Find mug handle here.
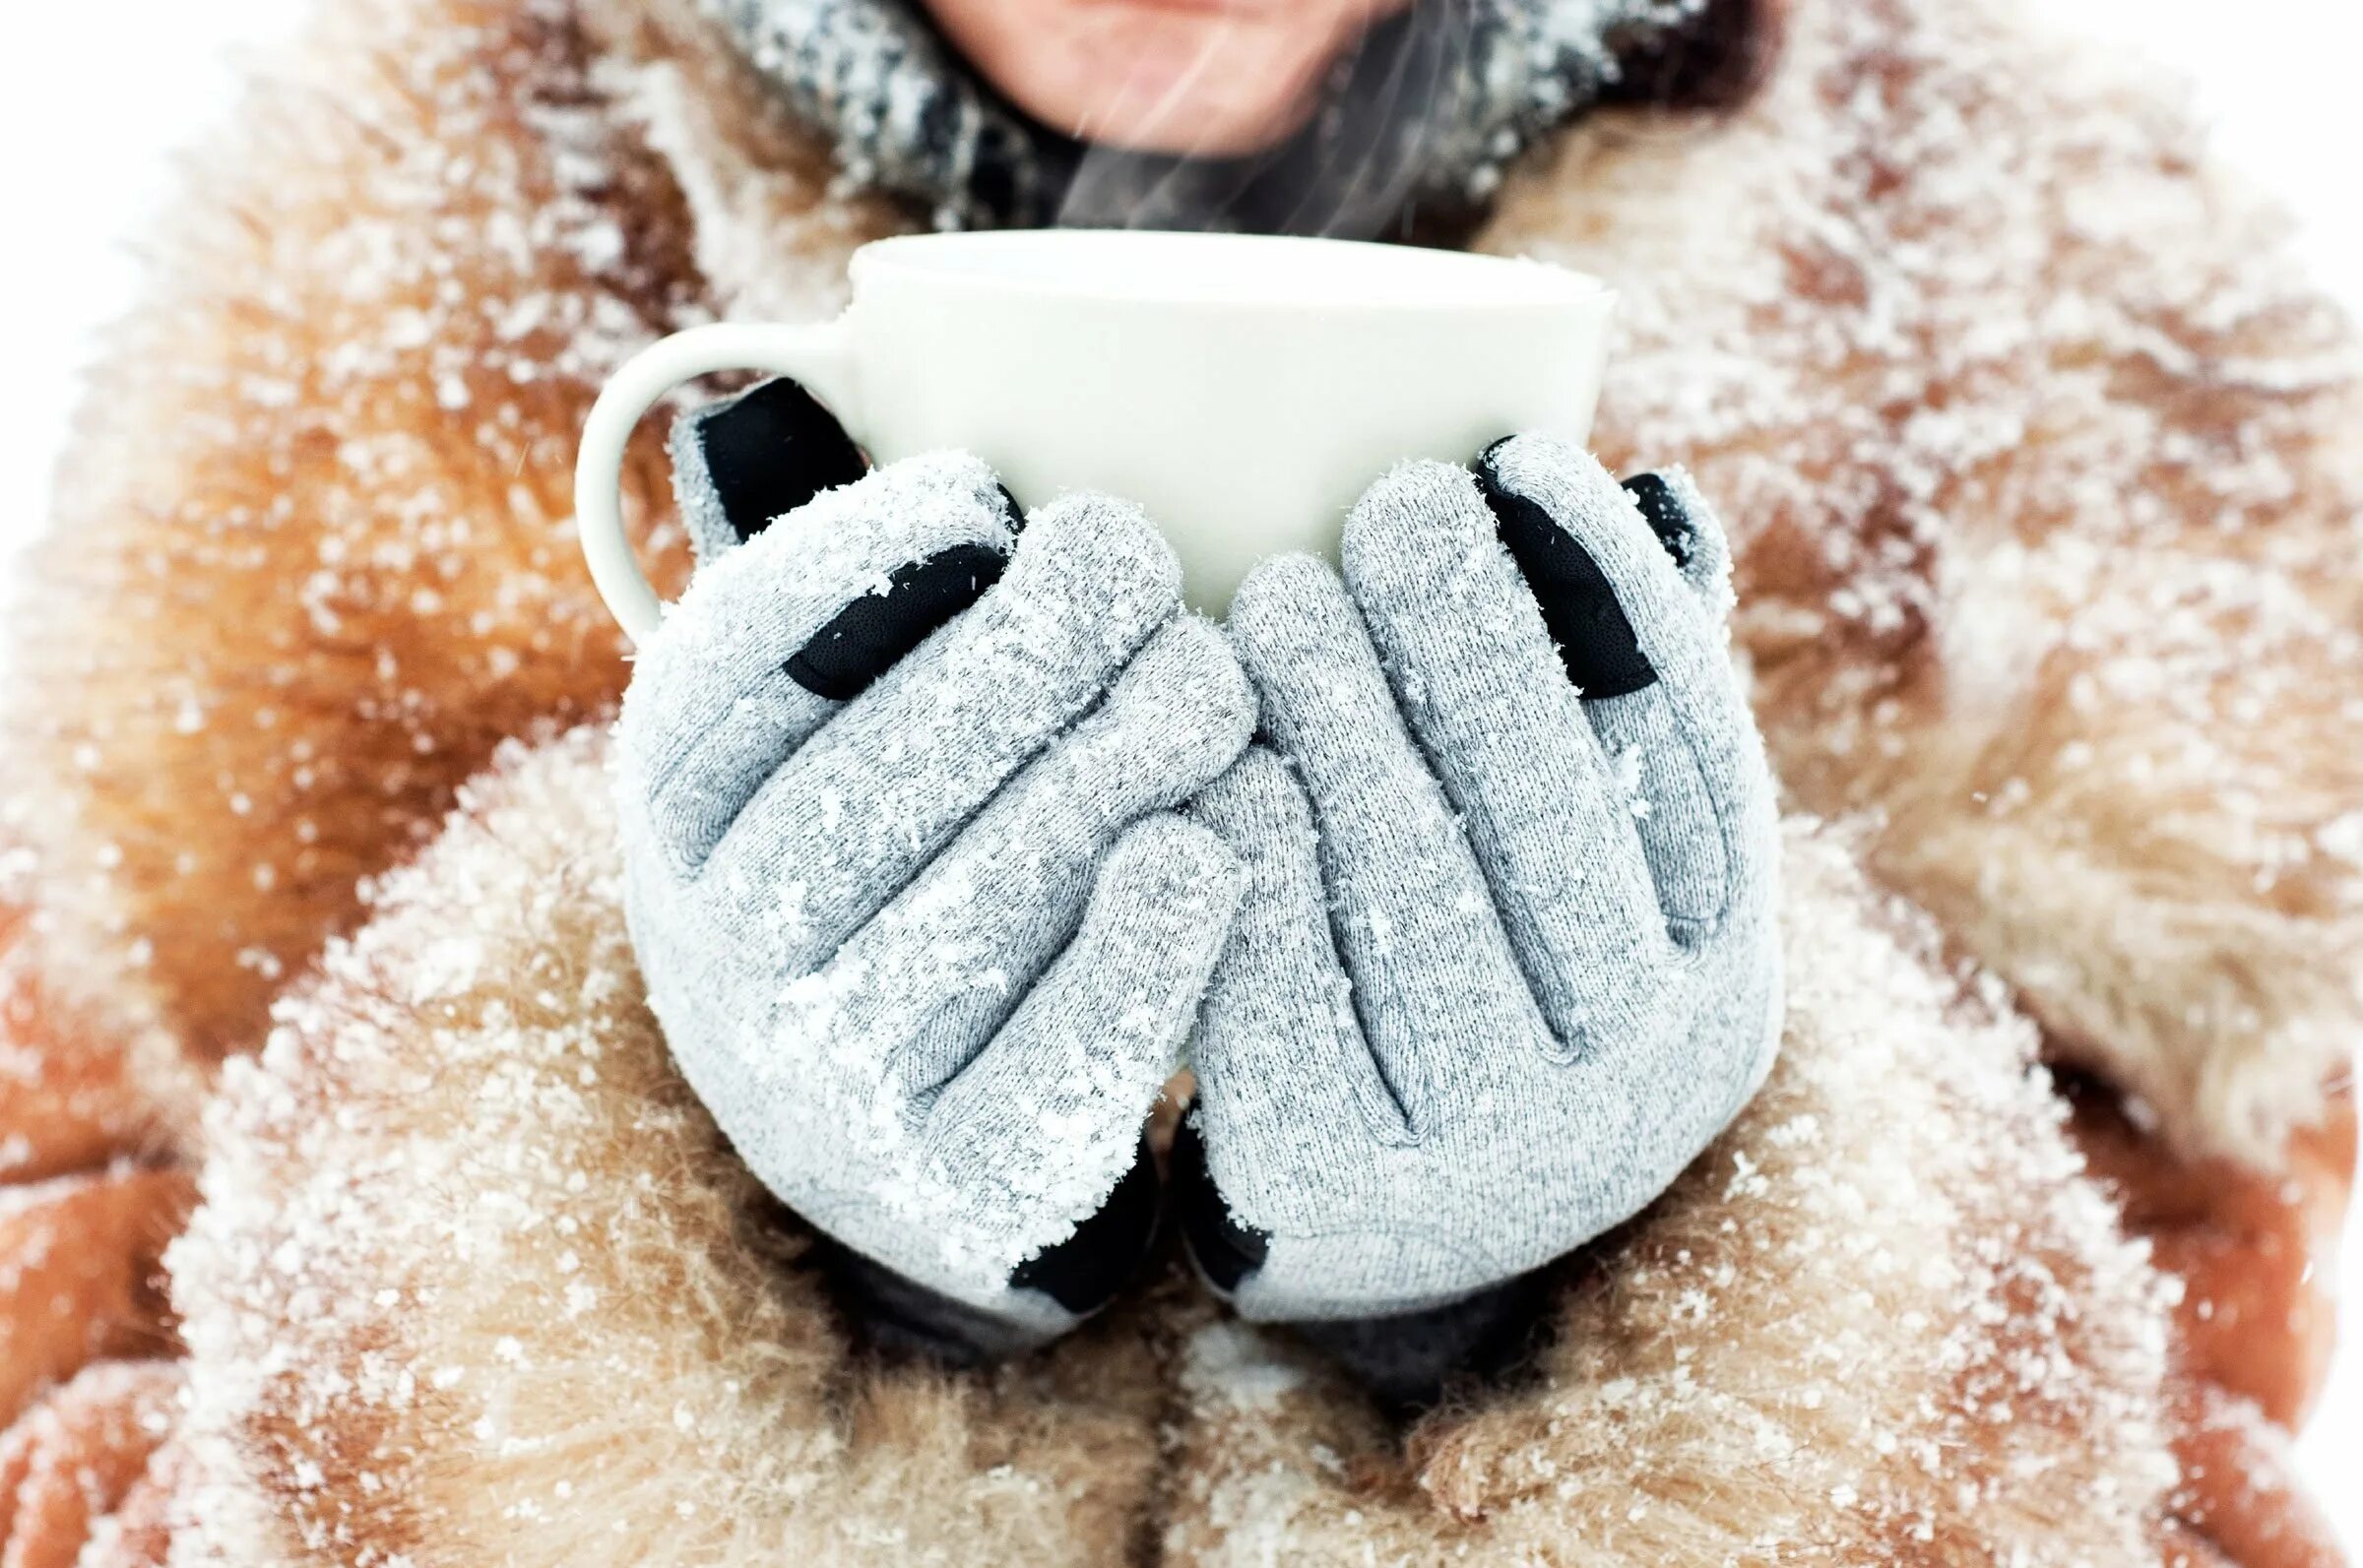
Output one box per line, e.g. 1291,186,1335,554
574,320,861,646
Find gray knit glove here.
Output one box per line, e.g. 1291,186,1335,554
617,393,1254,1357
1180,436,1781,1364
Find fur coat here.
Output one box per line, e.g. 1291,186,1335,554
0,0,2354,1561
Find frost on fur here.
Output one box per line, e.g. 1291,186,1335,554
1480,0,2363,1167
166,732,2192,1564
169,729,1169,1566
0,0,897,1075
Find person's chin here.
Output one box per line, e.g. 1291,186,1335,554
927,0,1394,157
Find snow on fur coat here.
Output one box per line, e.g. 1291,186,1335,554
165,730,2188,1565
0,0,2355,1560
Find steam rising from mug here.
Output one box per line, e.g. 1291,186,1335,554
707,0,1714,237
1049,0,1693,236
1052,1,1480,238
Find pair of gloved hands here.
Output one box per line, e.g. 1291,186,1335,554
615,380,1782,1393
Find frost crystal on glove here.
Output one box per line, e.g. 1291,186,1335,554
1182,437,1782,1329
618,425,1254,1352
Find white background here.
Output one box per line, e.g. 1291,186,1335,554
0,0,2354,1544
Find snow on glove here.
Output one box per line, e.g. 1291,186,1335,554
1180,435,1781,1379
618,384,1256,1358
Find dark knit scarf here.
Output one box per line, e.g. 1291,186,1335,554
704,0,1718,237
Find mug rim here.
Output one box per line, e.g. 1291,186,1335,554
849,229,1614,315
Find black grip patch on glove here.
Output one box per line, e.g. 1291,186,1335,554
785,540,1010,701
1172,1114,1271,1295
1010,1139,1165,1314
1476,439,1658,701
1294,1272,1553,1415
692,376,870,545
821,1242,1042,1367
1619,471,1696,570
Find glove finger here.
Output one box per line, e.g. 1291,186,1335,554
1228,558,1549,1114
1340,459,1674,1048
1180,748,1406,1296
620,452,1016,872
822,615,1253,1096
699,494,1185,972
1621,468,1733,619
1477,436,1768,944
670,376,869,566
919,813,1245,1316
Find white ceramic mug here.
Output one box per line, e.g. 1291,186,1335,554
576,229,1616,640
